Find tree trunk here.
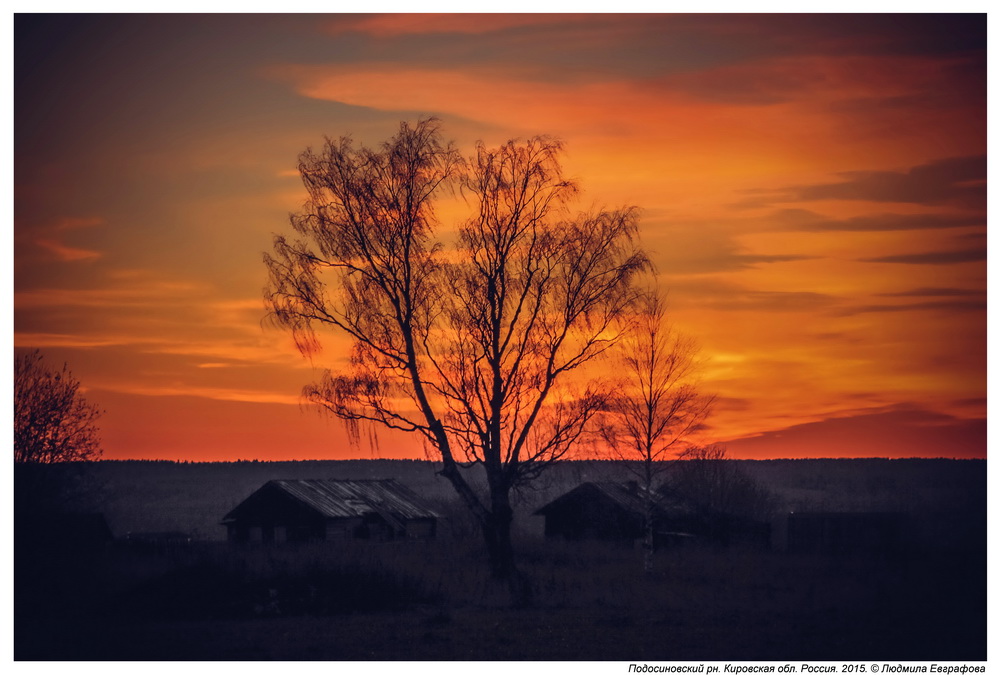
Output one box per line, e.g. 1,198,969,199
482,506,516,580
643,502,654,574
480,492,533,606
439,458,531,604
642,509,654,574
643,459,655,574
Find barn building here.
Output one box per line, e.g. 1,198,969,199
533,482,684,545
535,481,771,548
222,479,440,544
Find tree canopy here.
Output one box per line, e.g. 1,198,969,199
265,119,650,580
14,350,103,464
599,291,714,480
597,291,715,571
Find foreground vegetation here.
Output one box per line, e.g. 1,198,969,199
17,533,985,660
16,458,986,660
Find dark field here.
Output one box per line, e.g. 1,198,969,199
15,458,987,661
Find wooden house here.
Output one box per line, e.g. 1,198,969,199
533,482,676,545
222,479,440,544
535,481,770,548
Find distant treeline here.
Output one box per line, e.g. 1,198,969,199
93,457,986,465
21,457,984,546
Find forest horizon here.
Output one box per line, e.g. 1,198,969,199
14,13,986,462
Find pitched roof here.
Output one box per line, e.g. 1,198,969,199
534,481,660,516
224,479,440,523
588,481,651,514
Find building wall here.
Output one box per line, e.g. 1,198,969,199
405,518,437,539
228,514,441,544
228,520,327,544
224,482,439,544
542,491,643,543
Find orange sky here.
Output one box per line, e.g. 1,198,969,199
14,13,986,461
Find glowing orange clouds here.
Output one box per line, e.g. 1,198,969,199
15,14,986,461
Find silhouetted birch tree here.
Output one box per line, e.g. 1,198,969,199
598,292,714,572
265,119,649,588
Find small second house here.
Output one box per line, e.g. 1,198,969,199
535,480,774,549
222,478,440,544
534,481,673,544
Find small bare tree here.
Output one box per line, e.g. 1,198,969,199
15,350,104,519
598,292,714,572
670,444,778,525
265,119,649,586
15,350,103,465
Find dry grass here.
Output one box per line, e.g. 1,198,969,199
16,457,986,660
15,533,985,660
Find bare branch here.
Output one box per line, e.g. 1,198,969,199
264,120,652,582
14,350,103,464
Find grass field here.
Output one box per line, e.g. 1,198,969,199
14,458,987,661
16,532,986,660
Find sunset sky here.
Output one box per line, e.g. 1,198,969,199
14,13,987,461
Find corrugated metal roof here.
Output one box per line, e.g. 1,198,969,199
258,479,439,521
